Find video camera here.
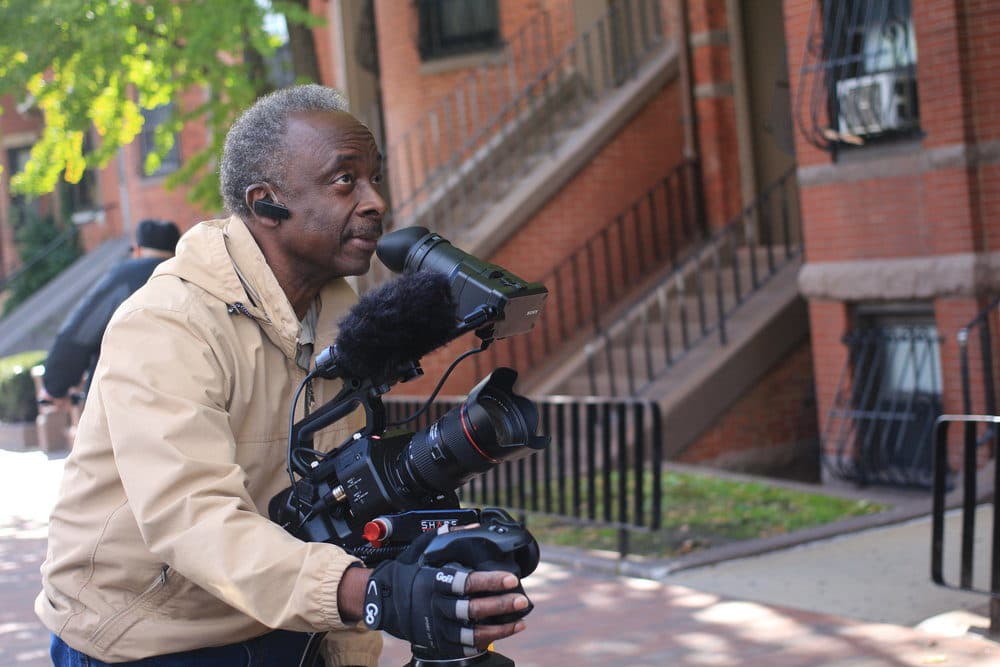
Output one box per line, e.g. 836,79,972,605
268,227,549,667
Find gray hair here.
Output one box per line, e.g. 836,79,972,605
220,84,348,218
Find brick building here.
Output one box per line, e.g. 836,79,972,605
0,90,213,272
3,0,996,488
789,0,999,486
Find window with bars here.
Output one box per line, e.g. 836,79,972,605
139,104,181,178
796,0,920,150
417,0,501,61
823,305,943,488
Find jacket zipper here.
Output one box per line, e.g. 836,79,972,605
90,566,171,648
227,301,257,319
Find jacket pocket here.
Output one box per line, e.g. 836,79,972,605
90,566,173,651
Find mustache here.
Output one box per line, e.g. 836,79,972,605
347,222,383,241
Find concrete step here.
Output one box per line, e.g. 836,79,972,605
0,236,130,358
543,254,807,458
544,243,794,397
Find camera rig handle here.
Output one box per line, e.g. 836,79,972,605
420,508,540,581
289,375,387,478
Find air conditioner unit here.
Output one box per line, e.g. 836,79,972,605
836,72,918,138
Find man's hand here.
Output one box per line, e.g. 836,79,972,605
364,559,529,656
337,529,532,658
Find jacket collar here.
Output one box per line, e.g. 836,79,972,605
223,216,359,361
157,216,359,362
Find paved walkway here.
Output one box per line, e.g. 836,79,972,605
2,448,997,666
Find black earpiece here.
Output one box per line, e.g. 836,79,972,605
253,198,291,220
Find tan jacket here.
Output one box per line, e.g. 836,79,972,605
36,216,382,665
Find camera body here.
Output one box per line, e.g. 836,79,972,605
376,227,548,339
269,228,549,567
269,427,462,548
268,367,546,562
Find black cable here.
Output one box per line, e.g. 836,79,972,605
388,343,487,428
286,371,318,490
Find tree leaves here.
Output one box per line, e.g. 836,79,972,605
0,0,323,211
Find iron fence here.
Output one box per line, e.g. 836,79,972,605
470,158,703,381
957,296,1000,448
384,393,663,557
931,415,1000,639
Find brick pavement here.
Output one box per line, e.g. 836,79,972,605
2,449,998,666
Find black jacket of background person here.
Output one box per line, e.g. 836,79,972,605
43,256,169,398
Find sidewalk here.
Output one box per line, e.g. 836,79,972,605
2,447,997,667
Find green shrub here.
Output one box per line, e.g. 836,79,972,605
2,207,81,316
0,350,46,423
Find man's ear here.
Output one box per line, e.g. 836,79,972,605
245,183,291,224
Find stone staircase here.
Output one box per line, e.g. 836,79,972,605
362,0,674,290
524,170,805,459
0,235,130,358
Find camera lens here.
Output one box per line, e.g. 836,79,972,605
397,369,547,497
477,396,518,448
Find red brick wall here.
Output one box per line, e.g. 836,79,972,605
375,0,575,172
806,300,849,437
786,0,1000,472
782,0,827,171
788,0,984,263
799,169,979,263
960,0,1000,259
406,80,687,395
312,0,338,89
370,0,694,396
680,339,818,474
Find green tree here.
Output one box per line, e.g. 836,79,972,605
0,0,324,210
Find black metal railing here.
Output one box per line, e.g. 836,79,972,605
376,0,667,244
931,415,999,639
374,6,554,231
574,168,800,397
385,394,663,557
471,158,703,381
958,296,1000,421
824,326,943,488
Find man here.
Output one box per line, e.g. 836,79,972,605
37,85,530,666
39,218,181,410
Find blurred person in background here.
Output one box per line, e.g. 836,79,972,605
38,218,181,411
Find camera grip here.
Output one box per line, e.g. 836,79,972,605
418,510,539,625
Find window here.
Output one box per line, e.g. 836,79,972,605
63,168,99,220
823,303,942,488
417,0,501,61
139,104,181,177
796,0,920,150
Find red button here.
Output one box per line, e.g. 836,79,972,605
363,519,389,545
